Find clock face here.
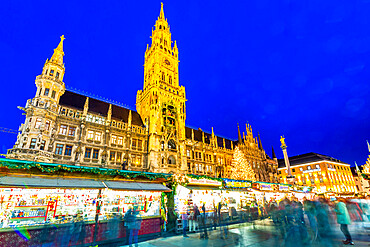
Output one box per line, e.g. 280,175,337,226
164,59,170,65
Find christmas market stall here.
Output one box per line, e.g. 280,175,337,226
221,179,259,221
174,175,223,232
0,158,171,247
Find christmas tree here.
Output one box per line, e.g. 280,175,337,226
229,146,256,181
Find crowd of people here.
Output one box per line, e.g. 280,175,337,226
264,196,370,246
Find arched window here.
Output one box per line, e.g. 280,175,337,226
168,155,176,165
161,141,165,151
162,72,165,81
168,139,176,150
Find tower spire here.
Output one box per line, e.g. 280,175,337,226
355,161,361,174
159,2,165,19
237,123,242,144
367,140,370,152
258,132,263,150
272,146,277,159
50,35,65,67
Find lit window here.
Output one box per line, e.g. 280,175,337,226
138,140,142,151
40,140,46,150
85,148,92,158
64,145,72,156
45,120,50,130
35,118,42,129
92,149,99,159
51,90,56,99
307,166,311,170
300,167,303,171
187,150,190,157
59,125,68,135
68,126,76,136
95,132,102,141
55,144,63,155
111,135,117,144
132,139,137,149
30,138,37,149
110,151,116,161
117,137,123,145
44,88,50,96
117,152,122,162
316,165,320,169
87,130,94,140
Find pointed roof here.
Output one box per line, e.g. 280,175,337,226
50,35,65,67
237,123,242,144
272,146,277,159
159,2,165,19
258,132,263,150
367,140,370,152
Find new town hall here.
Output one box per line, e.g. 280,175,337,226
7,4,278,183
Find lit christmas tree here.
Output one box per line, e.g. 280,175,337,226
230,146,256,181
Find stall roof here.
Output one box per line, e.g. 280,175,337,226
104,181,171,192
0,176,105,189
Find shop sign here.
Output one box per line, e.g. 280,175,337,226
253,182,276,191
279,185,290,191
187,178,222,186
224,179,251,188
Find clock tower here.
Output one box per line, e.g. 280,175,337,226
136,3,187,173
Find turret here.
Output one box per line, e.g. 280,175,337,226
34,35,66,108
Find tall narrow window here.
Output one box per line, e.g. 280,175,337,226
44,88,50,96
40,140,46,150
110,151,116,161
117,152,122,162
85,148,92,158
87,130,94,140
49,70,54,76
68,126,76,136
51,90,56,99
95,132,102,141
45,120,50,130
92,149,99,159
137,140,142,151
56,72,60,79
64,145,72,156
59,125,68,135
117,137,123,145
30,138,37,149
55,144,63,155
111,135,117,144
35,118,42,129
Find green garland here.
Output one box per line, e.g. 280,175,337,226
0,159,170,180
186,174,223,182
361,173,370,180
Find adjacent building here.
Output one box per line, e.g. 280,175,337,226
7,4,277,182
278,152,357,194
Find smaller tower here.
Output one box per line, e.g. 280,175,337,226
7,36,66,162
280,135,295,184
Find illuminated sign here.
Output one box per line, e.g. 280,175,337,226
279,185,290,191
187,178,222,186
223,179,252,188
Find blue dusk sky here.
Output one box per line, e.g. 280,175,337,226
0,1,369,166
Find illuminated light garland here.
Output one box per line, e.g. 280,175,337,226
0,159,171,180
229,146,256,181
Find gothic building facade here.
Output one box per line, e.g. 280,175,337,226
7,4,278,182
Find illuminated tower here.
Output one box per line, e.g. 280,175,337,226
8,36,66,161
136,3,187,173
280,135,295,184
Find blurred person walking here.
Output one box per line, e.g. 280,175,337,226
182,209,190,237
200,203,208,239
125,206,142,247
335,198,353,245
